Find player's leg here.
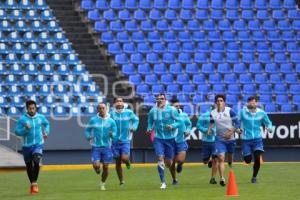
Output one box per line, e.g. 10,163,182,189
112,142,123,184
100,148,113,190
252,139,264,183
176,142,188,173
23,147,34,183
215,140,226,186
120,142,131,169
242,140,252,164
202,142,212,167
169,157,177,185
210,155,218,184
154,138,167,188
226,140,236,168
92,147,101,174
29,145,43,194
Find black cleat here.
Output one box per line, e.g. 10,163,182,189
94,168,101,174
220,180,226,187
209,178,217,184
251,177,257,183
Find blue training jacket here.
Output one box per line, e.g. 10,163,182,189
196,111,216,143
176,111,192,143
147,104,181,139
109,107,139,142
84,114,117,148
15,113,50,147
239,107,273,140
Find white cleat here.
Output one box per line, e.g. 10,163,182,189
160,182,167,189
100,182,106,191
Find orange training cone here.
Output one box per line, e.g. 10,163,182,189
226,170,239,197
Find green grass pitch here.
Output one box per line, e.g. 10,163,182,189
1,163,300,200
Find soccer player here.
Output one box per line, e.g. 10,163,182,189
109,97,139,185
208,94,241,186
147,94,181,189
84,103,117,191
169,98,192,185
196,108,218,184
15,100,50,194
239,96,273,183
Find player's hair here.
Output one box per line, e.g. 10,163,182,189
113,97,123,103
247,96,258,102
155,93,166,98
214,94,226,103
26,100,36,109
170,96,179,104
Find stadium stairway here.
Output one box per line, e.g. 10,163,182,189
0,144,25,170
47,0,130,103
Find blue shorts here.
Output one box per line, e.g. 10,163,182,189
153,138,176,160
112,141,130,158
242,138,264,156
202,141,216,161
175,141,188,155
22,144,44,163
91,147,113,164
214,140,236,155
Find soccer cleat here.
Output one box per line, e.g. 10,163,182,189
228,162,232,168
120,181,125,186
176,164,183,173
172,179,178,186
126,162,131,169
207,160,212,168
160,182,167,189
220,178,226,187
100,182,106,191
209,178,217,184
30,184,39,194
251,177,257,184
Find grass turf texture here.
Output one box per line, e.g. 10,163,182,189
1,163,299,200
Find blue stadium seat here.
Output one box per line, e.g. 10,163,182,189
128,74,142,85
152,84,165,94
286,42,300,52
177,74,190,84
293,95,300,105
137,63,151,75
240,74,253,84
280,63,294,74
252,31,265,41
137,42,151,54
195,53,208,63
81,0,94,10
226,10,239,20
227,95,239,105
226,0,238,9
182,42,195,53
202,63,214,74
110,21,123,32
276,95,289,105
240,0,253,9
257,10,269,20
146,53,160,64
178,31,192,42
167,84,180,94
192,94,205,104
95,0,108,10
270,74,282,84
211,0,223,9
267,31,281,42
203,20,215,31
149,10,162,21
197,84,210,95
160,74,173,84
193,31,206,42
238,31,251,41
255,74,268,84
258,53,272,64
249,63,263,74
172,20,185,31
290,53,300,62
110,0,123,10
101,32,114,43
269,0,282,9
274,84,287,94
200,104,212,114
139,0,152,10
282,31,295,42
242,10,254,21
178,52,192,64
259,84,273,94
123,43,136,54
193,74,206,84
218,20,231,31
94,21,108,32
153,63,167,75
242,52,256,63
125,20,138,32
209,74,222,84
288,10,300,19
152,42,165,53
182,84,195,94
187,20,200,31
290,84,300,94
265,104,277,113
195,9,208,20
145,74,158,85
271,42,285,53
211,10,224,20
168,0,181,10
103,9,116,21
248,20,261,31
143,95,155,107
163,53,176,64
233,63,247,74
281,104,294,112
115,53,129,65
118,10,131,21
274,53,288,63
265,63,279,74
197,42,210,52
285,74,298,84
156,20,169,31
163,32,176,42
278,20,291,31
224,74,237,84
226,53,240,63
164,9,177,20
259,94,272,104
208,31,221,42
196,0,208,8
213,84,225,93
131,53,144,64
283,0,296,9
243,84,256,95
125,0,137,10
227,42,240,52
136,84,149,95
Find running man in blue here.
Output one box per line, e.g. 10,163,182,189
169,98,192,185
147,94,181,189
15,100,50,194
109,97,139,185
197,109,218,184
239,96,273,183
85,103,117,191
208,94,241,186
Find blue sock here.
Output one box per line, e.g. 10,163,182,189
157,161,165,183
